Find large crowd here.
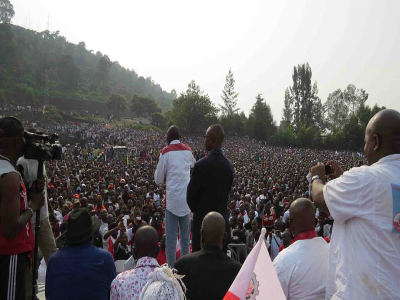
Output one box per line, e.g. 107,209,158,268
1,108,399,300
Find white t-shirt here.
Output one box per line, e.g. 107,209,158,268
323,154,400,300
17,157,49,222
267,234,283,261
273,237,330,300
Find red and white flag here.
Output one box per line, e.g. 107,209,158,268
224,228,286,300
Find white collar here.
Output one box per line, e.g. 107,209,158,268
170,140,180,145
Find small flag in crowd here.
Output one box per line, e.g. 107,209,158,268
105,124,110,129
224,228,285,300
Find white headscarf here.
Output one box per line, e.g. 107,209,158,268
139,264,186,300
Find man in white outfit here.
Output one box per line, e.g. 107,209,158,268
155,126,196,267
312,109,400,300
273,198,329,300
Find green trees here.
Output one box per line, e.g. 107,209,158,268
57,55,80,91
0,0,14,24
220,68,239,116
151,112,166,129
166,81,218,134
0,23,176,109
288,63,317,130
247,94,276,141
107,94,127,117
131,94,161,118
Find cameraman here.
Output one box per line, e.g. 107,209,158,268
0,117,44,300
311,109,400,299
17,129,58,298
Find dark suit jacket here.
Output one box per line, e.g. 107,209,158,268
187,148,233,251
175,245,242,300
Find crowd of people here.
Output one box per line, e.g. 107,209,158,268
1,108,399,300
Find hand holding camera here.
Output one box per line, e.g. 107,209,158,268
30,180,45,212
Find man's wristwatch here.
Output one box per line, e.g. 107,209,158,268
26,207,35,217
311,175,324,183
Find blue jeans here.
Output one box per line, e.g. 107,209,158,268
165,210,190,267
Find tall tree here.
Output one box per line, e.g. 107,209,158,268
0,0,14,23
343,84,368,116
220,68,239,116
282,87,292,127
168,80,218,134
248,94,276,141
287,63,317,130
324,89,348,133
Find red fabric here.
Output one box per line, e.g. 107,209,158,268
108,238,115,259
94,205,106,212
278,244,285,252
262,213,276,228
324,237,330,243
161,143,192,155
223,291,241,300
156,249,167,266
0,182,34,255
292,230,318,244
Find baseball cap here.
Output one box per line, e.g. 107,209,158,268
0,117,24,138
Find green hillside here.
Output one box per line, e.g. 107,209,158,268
0,23,176,110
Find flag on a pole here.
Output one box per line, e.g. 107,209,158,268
224,228,286,300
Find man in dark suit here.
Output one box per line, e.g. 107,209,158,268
175,212,241,300
187,124,233,252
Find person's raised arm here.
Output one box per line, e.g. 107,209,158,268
310,163,330,214
1,173,44,239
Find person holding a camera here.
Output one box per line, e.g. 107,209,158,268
0,117,45,300
311,109,400,299
17,128,58,299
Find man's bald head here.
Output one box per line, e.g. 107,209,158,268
364,109,400,165
134,225,159,259
289,198,316,237
201,211,226,250
205,124,225,151
166,125,180,144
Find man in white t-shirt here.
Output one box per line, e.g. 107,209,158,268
154,126,196,267
273,198,329,300
311,109,400,300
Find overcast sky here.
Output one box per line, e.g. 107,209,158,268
12,0,400,121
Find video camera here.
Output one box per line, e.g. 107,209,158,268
23,131,62,161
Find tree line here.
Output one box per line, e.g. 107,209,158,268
0,1,384,151
0,3,176,112
144,64,383,151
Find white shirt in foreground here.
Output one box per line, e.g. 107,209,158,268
323,154,400,300
273,237,330,300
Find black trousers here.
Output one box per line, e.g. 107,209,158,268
0,252,29,300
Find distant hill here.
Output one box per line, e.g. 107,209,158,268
0,24,176,111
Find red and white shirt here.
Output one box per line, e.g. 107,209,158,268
154,140,196,216
0,159,34,255
110,256,160,300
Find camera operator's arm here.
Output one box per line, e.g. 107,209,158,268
310,163,330,214
1,173,44,239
